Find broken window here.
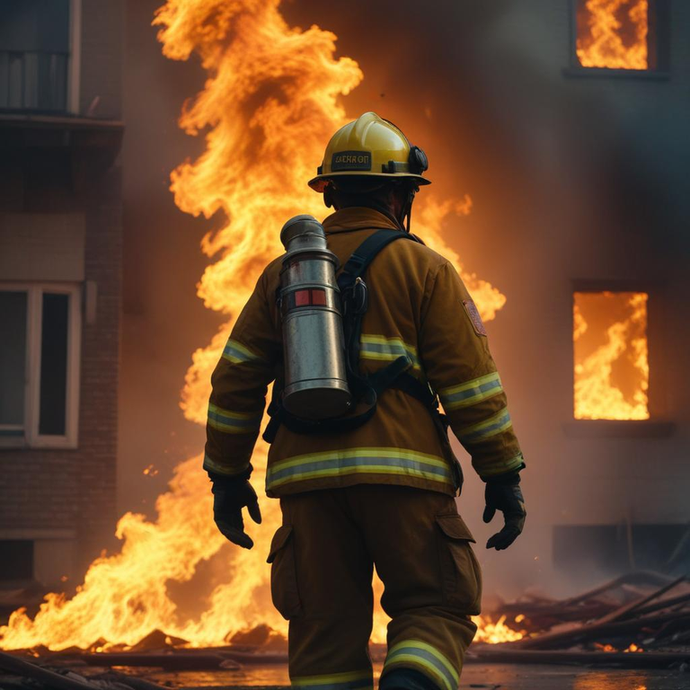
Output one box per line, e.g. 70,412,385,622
574,0,661,71
573,291,649,420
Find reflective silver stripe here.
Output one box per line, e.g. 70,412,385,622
266,447,453,490
384,640,458,690
207,403,262,434
458,407,512,444
439,372,503,411
202,453,251,476
222,338,261,364
291,670,373,690
360,335,421,370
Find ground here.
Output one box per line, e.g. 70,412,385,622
139,663,690,690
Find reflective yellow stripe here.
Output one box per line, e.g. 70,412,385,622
477,453,525,479
458,407,512,444
202,453,250,476
439,372,503,411
360,335,421,370
384,640,458,690
291,670,373,690
222,338,261,364
266,447,453,490
207,403,262,434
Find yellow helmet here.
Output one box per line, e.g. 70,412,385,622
308,112,431,192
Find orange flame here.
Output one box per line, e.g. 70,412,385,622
574,292,649,420
472,615,526,644
0,0,506,651
576,0,649,70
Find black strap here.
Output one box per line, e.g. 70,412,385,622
339,229,416,285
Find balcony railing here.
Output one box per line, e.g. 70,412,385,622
0,50,69,114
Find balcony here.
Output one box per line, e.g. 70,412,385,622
0,50,69,114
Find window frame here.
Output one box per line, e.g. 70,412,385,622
0,282,81,449
0,0,80,115
67,0,81,115
564,281,675,437
565,0,670,80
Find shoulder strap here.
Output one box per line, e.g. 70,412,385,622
338,229,418,380
339,229,417,286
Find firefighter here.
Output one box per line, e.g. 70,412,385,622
205,112,526,690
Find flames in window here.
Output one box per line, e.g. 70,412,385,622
576,0,649,70
574,292,649,420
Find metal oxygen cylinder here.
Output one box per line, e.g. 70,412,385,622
278,214,352,420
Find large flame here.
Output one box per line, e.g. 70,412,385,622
0,0,508,651
576,0,649,70
574,291,649,420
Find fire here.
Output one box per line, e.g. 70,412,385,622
573,292,649,420
576,0,649,70
624,643,644,652
472,615,525,644
0,0,505,652
594,642,644,653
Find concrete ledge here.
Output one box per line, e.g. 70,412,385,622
562,66,671,81
563,420,676,438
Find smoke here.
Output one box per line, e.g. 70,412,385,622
121,0,690,602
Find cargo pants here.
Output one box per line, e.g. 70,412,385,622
267,485,481,690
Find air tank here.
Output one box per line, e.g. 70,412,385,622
278,214,352,420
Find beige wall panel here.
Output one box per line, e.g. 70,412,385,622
0,213,86,281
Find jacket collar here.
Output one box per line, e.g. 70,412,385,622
322,207,402,234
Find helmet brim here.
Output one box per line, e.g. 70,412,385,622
308,171,432,193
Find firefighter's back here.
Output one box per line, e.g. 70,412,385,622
262,206,457,498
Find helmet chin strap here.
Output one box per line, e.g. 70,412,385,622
401,187,417,233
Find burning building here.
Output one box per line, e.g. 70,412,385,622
0,0,123,587
0,0,689,668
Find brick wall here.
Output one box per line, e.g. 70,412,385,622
0,154,123,580
0,0,124,584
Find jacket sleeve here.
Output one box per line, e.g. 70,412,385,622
419,260,525,481
203,269,280,478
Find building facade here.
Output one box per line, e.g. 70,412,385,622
0,0,124,588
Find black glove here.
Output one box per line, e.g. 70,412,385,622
483,472,526,551
210,470,262,549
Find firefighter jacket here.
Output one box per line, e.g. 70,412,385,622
204,207,525,497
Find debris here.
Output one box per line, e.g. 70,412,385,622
0,648,176,689
129,629,189,652
0,648,100,690
593,575,686,626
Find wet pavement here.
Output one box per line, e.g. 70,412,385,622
144,663,690,689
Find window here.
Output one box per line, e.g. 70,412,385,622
0,0,71,112
573,291,649,420
569,0,670,76
0,284,81,448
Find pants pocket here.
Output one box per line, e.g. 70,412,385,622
267,525,302,619
436,514,482,615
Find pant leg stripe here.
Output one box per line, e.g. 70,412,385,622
384,641,459,690
291,670,373,690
